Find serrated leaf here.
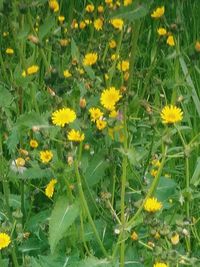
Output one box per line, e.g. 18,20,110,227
76,257,112,267
21,166,52,180
155,176,177,202
0,85,13,108
49,197,79,253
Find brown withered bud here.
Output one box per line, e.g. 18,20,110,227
47,87,56,96
28,35,39,45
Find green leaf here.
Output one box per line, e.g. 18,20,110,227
155,176,177,202
21,166,53,180
76,257,113,267
49,197,80,253
190,157,200,186
71,38,80,63
38,16,55,40
0,85,13,108
84,152,109,187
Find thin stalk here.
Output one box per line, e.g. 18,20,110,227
20,180,25,227
74,158,109,257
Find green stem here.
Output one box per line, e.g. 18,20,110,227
20,180,25,227
74,158,109,257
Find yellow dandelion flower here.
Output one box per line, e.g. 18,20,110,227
153,263,168,267
0,233,11,250
151,6,165,19
58,15,65,23
30,139,38,148
100,87,122,111
171,233,179,245
98,5,104,13
117,60,129,72
79,98,86,108
109,109,118,118
94,18,103,31
84,19,92,25
89,107,103,122
52,107,76,127
63,69,72,78
105,0,113,4
111,54,119,61
85,4,94,13
15,158,25,167
49,0,59,12
124,0,132,6
96,119,107,130
161,105,183,124
5,48,14,54
109,40,116,49
144,197,162,213
167,35,175,46
151,159,161,168
27,65,39,75
83,53,98,66
40,150,53,164
110,18,124,30
67,129,85,142
45,179,57,198
195,41,200,52
60,39,69,46
150,169,158,177
79,21,86,29
157,28,167,36
130,231,138,241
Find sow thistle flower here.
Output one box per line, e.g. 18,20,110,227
26,65,39,75
100,87,122,111
117,60,129,72
85,4,94,13
153,263,168,267
89,107,103,122
5,48,14,54
110,18,124,30
109,39,116,49
52,107,76,127
167,35,175,46
96,119,107,130
67,129,85,142
45,179,57,198
94,18,103,31
40,150,53,164
83,53,98,66
157,28,167,36
144,197,162,213
63,69,72,78
124,0,132,6
30,139,38,148
49,0,59,12
0,233,11,250
161,105,183,124
151,6,165,18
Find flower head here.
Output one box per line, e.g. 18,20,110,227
195,41,200,52
124,0,132,6
30,139,38,148
40,150,53,164
52,107,76,127
96,119,107,130
83,53,98,66
27,65,39,75
161,105,183,124
144,197,162,213
94,18,103,31
45,179,57,198
109,40,116,49
15,158,25,167
151,6,165,18
67,129,85,142
167,35,175,46
89,107,103,122
85,4,94,13
49,0,59,12
153,263,168,267
58,15,65,23
6,48,14,54
63,69,72,78
98,5,104,13
100,87,122,111
0,233,11,250
117,60,129,72
110,18,124,30
130,231,138,241
157,28,167,36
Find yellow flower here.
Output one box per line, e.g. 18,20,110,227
89,107,103,122
109,40,116,49
108,125,124,142
195,41,200,52
153,263,168,267
5,48,14,54
144,197,162,213
111,54,119,61
109,109,118,118
151,6,165,18
110,18,124,30
67,129,85,142
58,15,65,23
85,4,94,13
171,233,179,245
49,0,59,12
96,119,107,130
63,69,72,78
30,139,38,148
40,150,53,164
130,231,138,241
79,21,86,29
15,158,25,167
117,60,129,72
150,169,158,177
100,87,122,111
105,0,113,4
124,0,132,6
79,98,86,108
45,179,57,198
84,19,92,25
98,5,104,13
161,105,183,124
94,18,103,31
0,233,11,250
52,107,76,127
151,159,161,168
27,65,39,75
167,35,175,46
3,32,9,37
60,39,69,46
157,28,167,36
83,53,98,66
